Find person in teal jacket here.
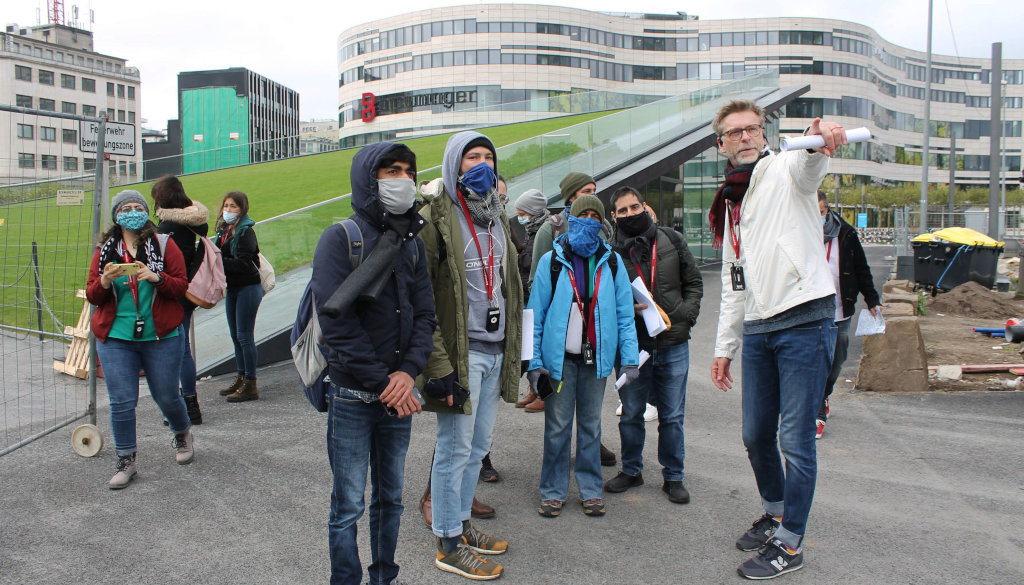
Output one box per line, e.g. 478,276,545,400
526,194,640,518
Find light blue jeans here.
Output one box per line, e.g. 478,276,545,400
430,350,503,538
741,318,836,543
540,356,605,502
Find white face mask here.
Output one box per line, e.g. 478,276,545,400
378,178,417,214
222,211,239,224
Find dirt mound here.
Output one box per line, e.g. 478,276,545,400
927,281,1024,320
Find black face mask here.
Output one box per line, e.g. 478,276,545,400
616,212,652,237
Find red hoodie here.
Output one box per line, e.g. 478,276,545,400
86,235,188,342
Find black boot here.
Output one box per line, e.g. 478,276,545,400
184,395,203,425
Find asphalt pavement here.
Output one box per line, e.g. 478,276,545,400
2,248,1022,585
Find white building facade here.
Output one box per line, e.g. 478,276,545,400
1,23,142,187
337,5,1022,189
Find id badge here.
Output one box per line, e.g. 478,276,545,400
582,341,595,365
730,265,746,291
133,318,146,339
486,306,501,332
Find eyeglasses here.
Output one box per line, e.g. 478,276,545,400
720,125,763,142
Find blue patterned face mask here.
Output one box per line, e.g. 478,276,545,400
567,215,603,257
459,162,496,196
116,210,148,232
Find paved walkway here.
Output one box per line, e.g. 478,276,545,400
2,260,1023,585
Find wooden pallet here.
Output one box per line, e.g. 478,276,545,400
53,290,91,379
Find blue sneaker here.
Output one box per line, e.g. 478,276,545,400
738,538,804,580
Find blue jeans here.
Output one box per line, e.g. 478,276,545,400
819,318,851,421
178,309,197,396
431,350,503,538
618,342,689,481
96,335,190,456
327,384,411,585
225,284,262,379
541,356,605,502
741,318,835,541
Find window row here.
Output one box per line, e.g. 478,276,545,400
14,65,102,92
17,154,137,175
12,96,135,121
10,41,127,74
16,125,80,143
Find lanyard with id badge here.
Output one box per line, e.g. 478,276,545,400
566,258,602,365
455,191,501,332
121,251,146,338
728,203,746,291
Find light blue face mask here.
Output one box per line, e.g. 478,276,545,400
116,210,148,232
223,211,239,224
518,216,531,225
822,215,828,225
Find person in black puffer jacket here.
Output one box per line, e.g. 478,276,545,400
154,175,209,424
214,191,263,403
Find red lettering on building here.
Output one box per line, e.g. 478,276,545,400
361,93,376,123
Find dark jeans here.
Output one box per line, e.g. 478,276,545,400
327,384,411,585
819,318,851,421
224,284,262,379
618,342,689,481
96,335,190,456
178,309,197,396
741,318,835,542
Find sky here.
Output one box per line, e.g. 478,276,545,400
8,0,1024,130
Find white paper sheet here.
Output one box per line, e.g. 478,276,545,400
779,127,871,152
521,309,534,361
631,277,667,337
615,350,651,390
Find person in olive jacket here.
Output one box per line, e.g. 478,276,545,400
214,191,263,402
605,186,703,505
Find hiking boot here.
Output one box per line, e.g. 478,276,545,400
108,453,137,489
184,395,203,425
479,453,499,483
471,498,496,519
462,521,508,555
523,397,545,412
227,379,258,402
218,374,244,396
736,513,780,551
815,419,825,440
604,471,643,493
537,499,563,518
738,538,803,580
582,498,605,516
515,389,537,408
662,480,690,504
600,443,616,467
435,542,502,580
173,430,194,465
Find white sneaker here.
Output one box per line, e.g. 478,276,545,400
643,403,658,422
615,401,623,416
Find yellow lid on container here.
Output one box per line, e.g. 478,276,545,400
913,227,1004,247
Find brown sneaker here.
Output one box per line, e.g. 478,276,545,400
435,543,503,580
421,488,432,526
582,498,606,516
538,499,563,517
515,389,537,408
523,397,545,412
226,379,258,402
462,522,508,555
218,374,244,396
471,497,495,519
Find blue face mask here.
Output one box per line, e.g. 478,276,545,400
821,215,828,225
567,214,603,257
517,216,531,225
459,162,496,196
116,210,148,232
223,211,239,224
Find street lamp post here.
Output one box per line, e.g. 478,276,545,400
1001,79,1008,238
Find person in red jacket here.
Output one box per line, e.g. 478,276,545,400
87,190,192,490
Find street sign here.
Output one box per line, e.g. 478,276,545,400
857,212,868,228
79,121,136,156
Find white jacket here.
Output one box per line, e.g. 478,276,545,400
713,149,833,360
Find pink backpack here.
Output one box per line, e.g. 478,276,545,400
185,235,227,309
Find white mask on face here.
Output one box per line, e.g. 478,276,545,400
378,178,417,214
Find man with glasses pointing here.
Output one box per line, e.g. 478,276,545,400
708,99,846,580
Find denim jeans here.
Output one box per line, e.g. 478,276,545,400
431,350,503,538
225,283,263,379
327,384,411,585
178,309,197,396
96,335,190,456
540,356,605,502
618,342,689,481
741,318,835,541
819,318,851,421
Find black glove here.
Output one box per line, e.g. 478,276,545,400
620,365,640,386
527,367,550,389
423,371,456,400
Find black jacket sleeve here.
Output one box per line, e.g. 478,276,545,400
397,237,437,379
849,233,880,308
677,237,704,326
221,227,260,283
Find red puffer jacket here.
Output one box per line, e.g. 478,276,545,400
87,235,188,342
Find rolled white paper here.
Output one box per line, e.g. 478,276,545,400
779,127,871,152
